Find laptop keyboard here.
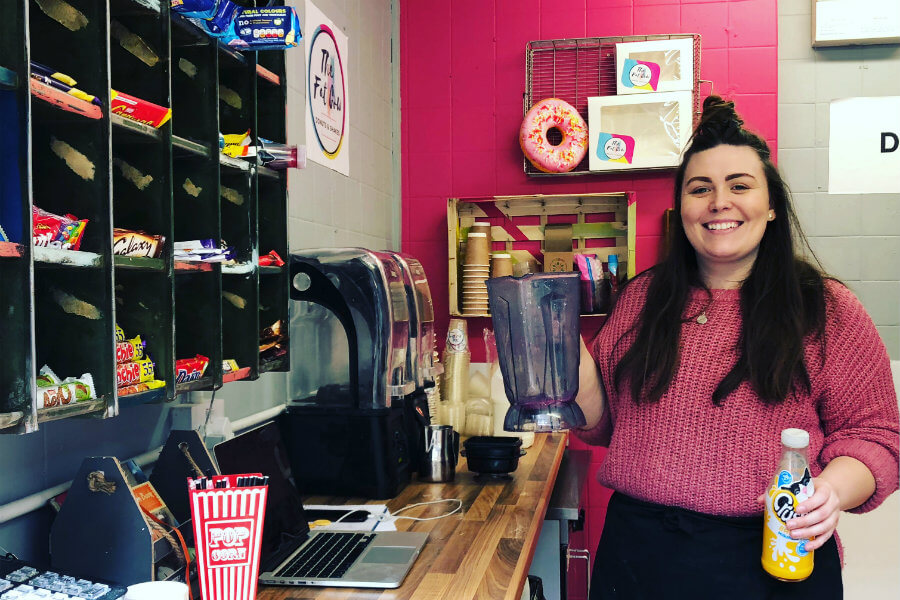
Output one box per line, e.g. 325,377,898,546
275,533,375,580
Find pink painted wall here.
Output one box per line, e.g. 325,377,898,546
400,1,778,589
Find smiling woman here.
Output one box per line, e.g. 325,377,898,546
679,144,775,289
571,96,900,599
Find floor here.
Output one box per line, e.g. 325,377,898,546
840,361,900,598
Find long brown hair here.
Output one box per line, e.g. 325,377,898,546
613,96,828,406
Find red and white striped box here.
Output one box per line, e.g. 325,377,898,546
189,475,268,600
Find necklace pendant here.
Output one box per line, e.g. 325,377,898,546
696,313,708,324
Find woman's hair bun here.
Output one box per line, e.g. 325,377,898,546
700,95,743,128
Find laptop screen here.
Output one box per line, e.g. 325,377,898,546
213,422,310,557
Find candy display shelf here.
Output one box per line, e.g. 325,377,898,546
0,0,290,432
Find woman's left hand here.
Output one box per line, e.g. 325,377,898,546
784,477,842,551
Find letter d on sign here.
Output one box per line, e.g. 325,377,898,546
882,132,899,153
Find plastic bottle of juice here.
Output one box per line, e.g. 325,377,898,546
762,428,815,581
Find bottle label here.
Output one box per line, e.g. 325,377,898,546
762,467,815,579
446,327,467,353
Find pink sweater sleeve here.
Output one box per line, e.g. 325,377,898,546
817,282,900,514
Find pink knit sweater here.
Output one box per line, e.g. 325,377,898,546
577,275,899,517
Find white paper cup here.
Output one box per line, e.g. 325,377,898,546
125,581,189,600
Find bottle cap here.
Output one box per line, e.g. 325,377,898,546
781,428,809,448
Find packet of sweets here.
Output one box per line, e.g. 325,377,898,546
116,323,126,342
110,90,172,128
118,379,165,396
36,364,63,387
222,359,239,374
227,7,302,50
116,335,146,364
38,373,95,409
113,228,166,258
32,207,88,251
117,358,155,387
170,0,220,19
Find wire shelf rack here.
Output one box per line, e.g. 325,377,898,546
523,34,703,177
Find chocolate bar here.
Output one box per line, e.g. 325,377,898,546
117,358,155,387
116,335,146,364
113,228,165,258
37,372,95,409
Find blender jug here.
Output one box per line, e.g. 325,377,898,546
486,272,586,432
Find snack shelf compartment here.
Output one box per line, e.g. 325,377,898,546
111,0,175,403
172,134,210,158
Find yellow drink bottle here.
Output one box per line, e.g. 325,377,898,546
762,428,815,581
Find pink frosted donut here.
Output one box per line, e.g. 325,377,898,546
519,98,588,173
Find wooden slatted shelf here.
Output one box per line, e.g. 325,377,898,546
33,247,103,268
37,398,109,424
172,134,210,157
113,255,166,271
256,64,280,85
117,387,167,408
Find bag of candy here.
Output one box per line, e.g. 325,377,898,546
32,206,88,251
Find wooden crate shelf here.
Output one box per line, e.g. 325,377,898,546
448,193,636,318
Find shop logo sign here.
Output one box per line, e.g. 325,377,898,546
308,24,346,159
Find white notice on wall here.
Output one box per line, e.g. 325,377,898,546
815,0,900,43
828,97,900,194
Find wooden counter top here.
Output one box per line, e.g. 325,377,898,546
257,432,568,600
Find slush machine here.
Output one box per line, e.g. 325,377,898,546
279,248,416,498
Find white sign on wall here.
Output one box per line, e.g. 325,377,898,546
305,0,350,176
828,97,900,194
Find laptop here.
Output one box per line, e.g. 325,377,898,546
213,421,428,588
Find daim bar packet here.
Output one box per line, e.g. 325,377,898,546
117,358,155,388
32,206,88,251
114,228,166,258
176,355,210,383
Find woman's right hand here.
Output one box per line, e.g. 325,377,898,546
574,336,606,429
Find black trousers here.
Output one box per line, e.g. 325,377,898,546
590,492,843,600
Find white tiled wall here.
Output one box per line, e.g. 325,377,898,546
211,0,400,418
778,1,900,359
779,7,900,598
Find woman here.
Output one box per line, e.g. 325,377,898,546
574,96,899,599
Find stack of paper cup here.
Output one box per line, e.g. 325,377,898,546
462,232,489,314
491,253,513,278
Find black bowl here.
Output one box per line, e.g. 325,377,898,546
462,436,525,475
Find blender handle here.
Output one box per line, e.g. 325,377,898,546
541,293,567,400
